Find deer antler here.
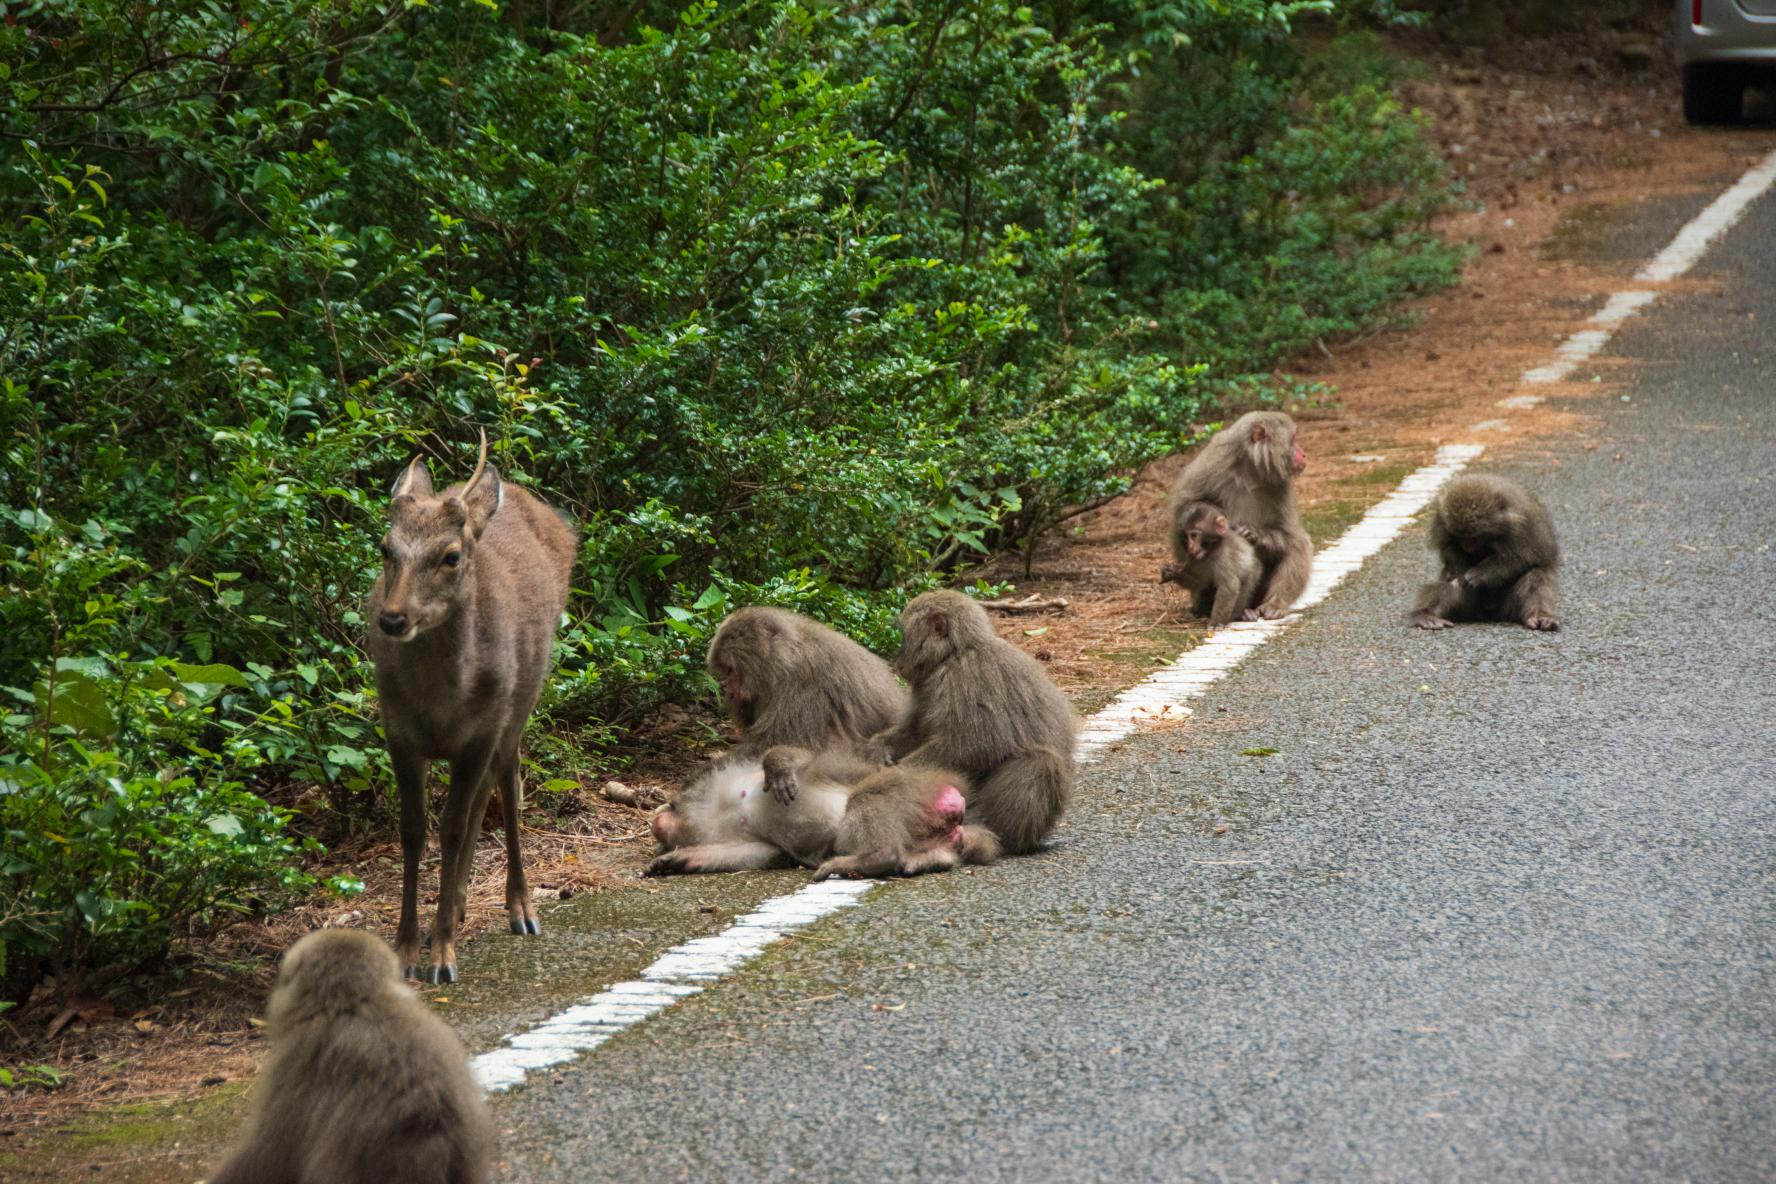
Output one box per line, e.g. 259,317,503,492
463,428,489,496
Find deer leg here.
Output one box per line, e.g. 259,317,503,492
431,739,496,985
389,742,430,981
495,745,539,935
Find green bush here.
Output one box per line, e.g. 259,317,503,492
0,0,1456,986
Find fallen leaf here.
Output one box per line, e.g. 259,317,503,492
1239,747,1278,757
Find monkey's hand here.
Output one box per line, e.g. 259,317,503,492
645,851,697,876
1524,613,1560,632
1413,612,1453,631
762,764,798,804
1232,523,1260,543
861,733,899,768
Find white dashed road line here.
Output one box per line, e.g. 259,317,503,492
470,147,1776,1094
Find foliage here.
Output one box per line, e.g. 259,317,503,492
0,0,1455,986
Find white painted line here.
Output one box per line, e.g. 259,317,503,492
1514,148,1776,389
470,878,871,1091
467,147,1776,1097
1076,443,1485,763
1638,149,1776,283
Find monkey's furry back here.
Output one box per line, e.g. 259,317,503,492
211,930,491,1184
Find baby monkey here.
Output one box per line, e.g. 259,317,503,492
1412,473,1560,632
1160,501,1263,627
208,928,491,1184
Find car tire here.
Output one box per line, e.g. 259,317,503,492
1683,63,1743,125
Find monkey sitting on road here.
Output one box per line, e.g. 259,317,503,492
1160,501,1263,627
208,928,491,1184
646,746,997,878
707,606,907,760
867,590,1076,855
1166,410,1312,619
1412,473,1560,632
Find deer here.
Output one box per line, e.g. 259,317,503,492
366,431,577,983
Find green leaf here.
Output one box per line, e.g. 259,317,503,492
1239,747,1279,757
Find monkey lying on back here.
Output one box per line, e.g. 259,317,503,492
208,929,490,1184
867,590,1076,855
1412,473,1560,632
1160,501,1263,627
647,747,998,878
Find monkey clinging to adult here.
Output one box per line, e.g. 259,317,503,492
207,929,492,1184
1411,473,1560,632
1166,410,1311,619
707,606,908,775
868,590,1076,855
1160,500,1264,627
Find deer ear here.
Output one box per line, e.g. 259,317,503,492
391,457,433,499
456,465,502,540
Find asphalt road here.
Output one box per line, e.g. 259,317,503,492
494,181,1776,1182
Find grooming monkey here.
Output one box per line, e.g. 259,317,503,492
1166,411,1311,619
208,929,490,1184
1160,501,1264,627
1412,474,1560,632
707,606,907,766
868,590,1075,854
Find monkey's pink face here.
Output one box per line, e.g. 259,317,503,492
1289,435,1307,474
650,805,684,849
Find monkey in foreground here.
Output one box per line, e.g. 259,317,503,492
1412,473,1560,632
208,929,491,1184
707,606,907,771
1160,501,1263,627
646,747,995,877
867,590,1075,855
1166,410,1311,619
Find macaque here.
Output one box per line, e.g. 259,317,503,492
1160,501,1263,627
868,590,1075,854
646,747,993,878
1412,474,1560,632
208,929,491,1184
707,607,907,771
1166,410,1311,619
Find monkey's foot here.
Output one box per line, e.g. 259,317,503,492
812,857,865,881
645,853,693,876
1254,603,1289,620
1524,615,1560,632
1413,614,1453,630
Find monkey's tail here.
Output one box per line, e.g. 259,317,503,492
959,825,1002,866
972,749,1071,855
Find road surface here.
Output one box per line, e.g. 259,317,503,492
492,169,1776,1183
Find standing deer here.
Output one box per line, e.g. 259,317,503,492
367,431,576,983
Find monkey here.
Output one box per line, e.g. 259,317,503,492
706,607,908,784
1159,501,1264,627
646,746,994,878
866,590,1076,855
1166,410,1312,619
1411,473,1560,632
208,929,491,1184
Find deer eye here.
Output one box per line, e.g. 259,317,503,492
441,550,462,568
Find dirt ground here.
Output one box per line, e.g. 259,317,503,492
4,24,1772,1153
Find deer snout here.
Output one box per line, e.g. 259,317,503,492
378,610,411,637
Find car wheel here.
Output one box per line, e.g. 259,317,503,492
1683,63,1743,125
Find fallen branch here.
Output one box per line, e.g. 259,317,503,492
979,594,1070,615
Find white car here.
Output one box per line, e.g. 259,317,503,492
1678,0,1776,122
